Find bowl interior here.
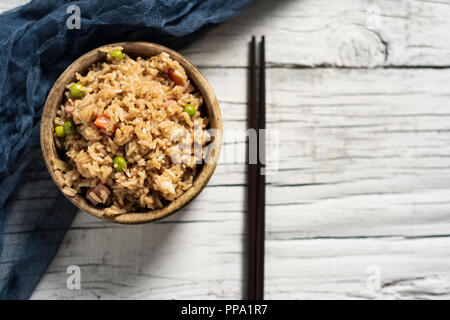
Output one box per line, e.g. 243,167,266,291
40,42,222,224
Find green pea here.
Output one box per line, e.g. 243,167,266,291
54,125,65,137
70,83,85,99
184,104,196,117
110,49,123,60
113,156,127,172
63,121,76,135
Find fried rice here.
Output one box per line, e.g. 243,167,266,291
52,47,211,216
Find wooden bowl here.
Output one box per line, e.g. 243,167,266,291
40,42,222,224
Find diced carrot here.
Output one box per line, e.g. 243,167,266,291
94,114,116,135
94,114,110,129
168,69,184,86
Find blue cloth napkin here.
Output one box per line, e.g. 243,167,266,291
0,0,251,300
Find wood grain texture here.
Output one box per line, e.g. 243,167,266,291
1,0,450,300
182,0,450,68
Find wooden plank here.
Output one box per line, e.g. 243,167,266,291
183,0,450,68
266,237,450,299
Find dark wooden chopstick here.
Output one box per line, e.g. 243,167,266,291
247,36,258,300
247,36,266,300
255,35,266,300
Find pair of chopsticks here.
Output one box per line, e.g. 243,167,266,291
247,36,265,300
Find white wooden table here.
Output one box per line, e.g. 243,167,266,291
3,0,450,300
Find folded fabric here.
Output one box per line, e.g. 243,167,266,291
0,0,251,300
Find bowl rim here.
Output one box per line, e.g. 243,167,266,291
40,41,222,224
